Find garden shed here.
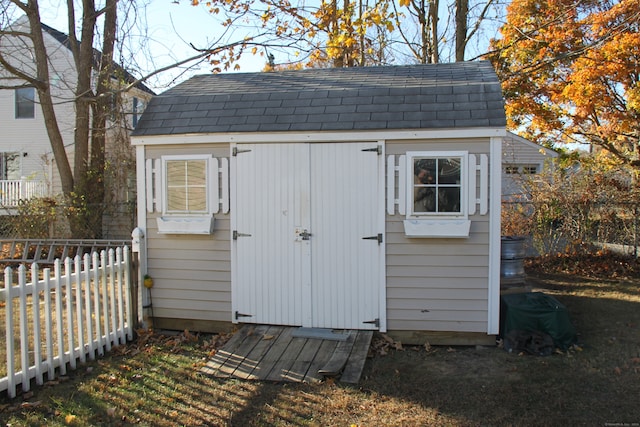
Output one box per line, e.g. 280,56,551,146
131,61,507,344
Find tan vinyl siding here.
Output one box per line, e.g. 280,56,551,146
143,137,496,333
385,138,491,333
145,144,232,324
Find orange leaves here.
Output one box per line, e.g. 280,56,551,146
490,0,640,164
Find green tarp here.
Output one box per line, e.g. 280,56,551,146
500,292,577,351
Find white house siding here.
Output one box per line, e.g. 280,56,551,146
0,19,77,195
385,138,492,333
502,133,557,201
144,144,231,325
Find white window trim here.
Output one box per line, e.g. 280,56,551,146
15,87,35,119
404,151,470,238
161,154,212,215
156,154,215,234
406,151,468,220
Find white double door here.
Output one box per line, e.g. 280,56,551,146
232,142,384,330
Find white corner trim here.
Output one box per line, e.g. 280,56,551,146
403,219,471,238
487,136,503,334
135,145,147,232
156,215,215,234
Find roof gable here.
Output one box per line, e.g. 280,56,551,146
39,22,155,96
132,61,505,136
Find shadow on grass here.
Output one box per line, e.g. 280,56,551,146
1,273,638,426
355,275,640,426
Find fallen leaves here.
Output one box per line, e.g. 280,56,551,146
525,252,640,280
370,334,403,356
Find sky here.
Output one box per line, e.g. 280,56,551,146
31,0,502,93
36,1,268,92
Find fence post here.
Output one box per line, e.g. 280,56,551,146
5,267,16,398
19,176,26,201
131,227,146,328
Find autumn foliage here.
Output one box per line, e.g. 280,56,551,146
190,0,400,70
489,0,640,168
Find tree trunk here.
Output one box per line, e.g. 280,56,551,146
72,1,98,187
429,0,439,63
22,3,75,195
455,0,468,61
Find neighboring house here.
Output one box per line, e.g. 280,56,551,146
0,17,154,237
131,61,507,344
502,132,558,201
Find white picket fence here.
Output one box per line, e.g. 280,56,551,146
0,246,133,398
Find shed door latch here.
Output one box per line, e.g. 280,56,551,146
235,311,253,319
295,227,312,241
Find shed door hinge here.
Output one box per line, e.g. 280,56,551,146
233,230,252,240
363,318,380,327
362,233,383,244
362,145,382,155
232,147,252,156
235,311,253,319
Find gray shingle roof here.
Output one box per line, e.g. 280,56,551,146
132,61,505,136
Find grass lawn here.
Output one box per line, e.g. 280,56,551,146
0,266,638,426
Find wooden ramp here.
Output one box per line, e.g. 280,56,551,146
201,325,373,384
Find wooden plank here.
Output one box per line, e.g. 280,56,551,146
234,326,284,380
265,335,308,382
303,339,338,384
284,338,322,383
255,327,298,381
201,325,253,376
291,327,349,341
340,330,374,384
203,326,373,384
318,330,357,377
213,325,268,378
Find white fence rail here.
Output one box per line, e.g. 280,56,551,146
0,246,133,398
0,179,48,207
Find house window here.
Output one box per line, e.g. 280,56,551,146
15,87,35,119
132,97,139,128
505,165,519,174
409,151,466,217
163,155,209,214
504,164,539,175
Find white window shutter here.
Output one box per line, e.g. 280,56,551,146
145,159,162,213
479,154,488,215
386,155,395,215
468,154,477,215
209,157,219,214
467,154,489,215
398,155,406,215
386,155,406,215
220,157,229,214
